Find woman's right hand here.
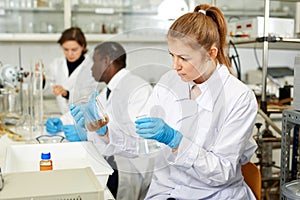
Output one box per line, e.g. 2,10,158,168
52,85,67,97
46,118,63,134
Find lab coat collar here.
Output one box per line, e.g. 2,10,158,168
192,64,230,112
107,68,129,92
64,55,91,91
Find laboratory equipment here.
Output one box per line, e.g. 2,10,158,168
281,180,300,200
0,63,26,135
84,95,109,132
35,134,64,144
280,110,300,199
228,17,295,38
4,142,113,187
253,121,281,199
0,59,44,141
0,167,104,200
0,63,20,88
294,55,300,111
136,115,161,156
15,60,44,140
0,63,25,115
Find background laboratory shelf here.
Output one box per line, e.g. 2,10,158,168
0,0,168,41
0,0,299,42
230,37,300,50
0,32,167,43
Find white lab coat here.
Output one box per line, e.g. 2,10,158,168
89,69,154,200
96,64,258,199
44,55,98,114
140,64,258,200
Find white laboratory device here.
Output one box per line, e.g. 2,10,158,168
228,17,295,38
0,167,104,200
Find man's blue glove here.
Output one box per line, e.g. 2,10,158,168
46,118,63,134
95,125,108,136
70,91,99,126
62,125,87,142
135,117,183,149
69,104,107,136
70,104,85,126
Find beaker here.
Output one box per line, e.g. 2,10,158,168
84,96,109,132
136,115,161,156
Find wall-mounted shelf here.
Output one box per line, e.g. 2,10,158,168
0,7,64,12
230,37,300,50
223,9,293,18
0,33,167,43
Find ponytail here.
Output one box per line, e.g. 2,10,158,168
169,4,231,73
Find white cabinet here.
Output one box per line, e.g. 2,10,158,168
0,0,65,34
0,0,170,42
0,0,299,43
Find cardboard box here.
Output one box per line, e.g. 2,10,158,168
4,141,113,188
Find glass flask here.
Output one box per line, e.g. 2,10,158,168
84,96,109,132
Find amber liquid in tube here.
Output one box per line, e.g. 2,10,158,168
85,116,109,132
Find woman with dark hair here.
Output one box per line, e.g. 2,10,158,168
45,27,97,114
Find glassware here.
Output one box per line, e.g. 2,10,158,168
48,75,56,93
35,134,65,143
84,96,109,132
0,167,4,191
16,59,44,141
40,152,53,171
136,114,161,156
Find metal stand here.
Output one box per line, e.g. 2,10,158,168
261,0,269,114
280,110,300,199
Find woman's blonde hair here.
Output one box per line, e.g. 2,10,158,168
168,4,231,72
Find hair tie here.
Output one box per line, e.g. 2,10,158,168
198,9,206,15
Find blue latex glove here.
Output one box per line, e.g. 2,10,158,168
70,91,99,126
135,117,183,149
46,118,63,134
95,125,107,136
62,125,87,142
70,104,85,126
70,103,107,137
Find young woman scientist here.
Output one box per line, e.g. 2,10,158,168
44,27,97,114
134,4,258,199
69,4,258,200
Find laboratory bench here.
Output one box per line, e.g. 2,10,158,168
0,94,115,200
0,134,115,200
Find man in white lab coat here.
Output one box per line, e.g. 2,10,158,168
85,41,154,200
47,41,154,200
